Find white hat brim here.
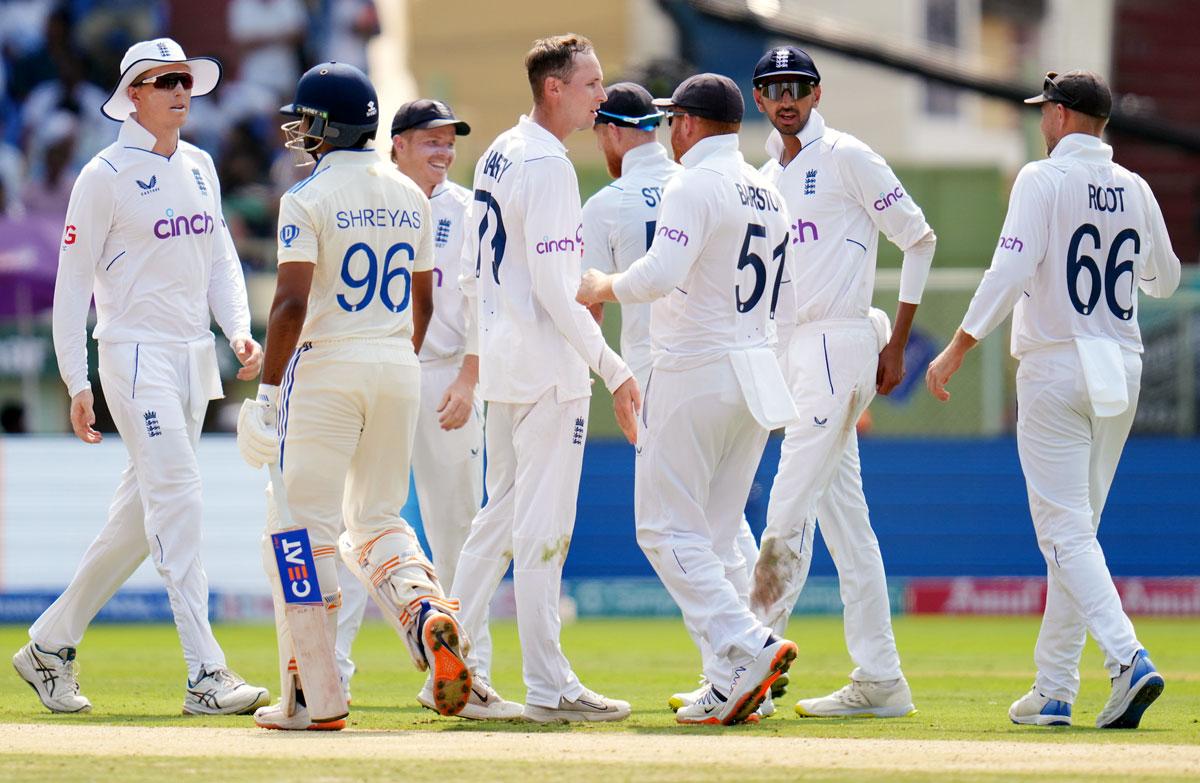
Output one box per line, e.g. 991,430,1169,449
101,56,222,121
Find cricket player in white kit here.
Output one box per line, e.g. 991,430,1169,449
748,46,935,719
581,82,680,390
237,63,477,730
927,70,1178,730
580,82,771,714
332,99,520,720
452,34,640,722
13,38,269,716
578,73,800,726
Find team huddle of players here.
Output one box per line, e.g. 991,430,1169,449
16,33,1178,733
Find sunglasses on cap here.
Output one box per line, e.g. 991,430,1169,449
1040,71,1080,108
136,71,194,91
757,81,814,101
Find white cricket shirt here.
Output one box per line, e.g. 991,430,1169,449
581,140,681,381
276,149,434,363
761,110,936,325
460,115,631,404
612,134,795,370
53,118,251,397
961,133,1181,356
420,179,471,362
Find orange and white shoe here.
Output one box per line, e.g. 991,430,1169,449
253,701,345,731
417,601,471,716
676,635,796,726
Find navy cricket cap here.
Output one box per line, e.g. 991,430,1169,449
753,46,820,85
595,82,664,130
1024,70,1111,119
652,73,744,124
391,99,471,136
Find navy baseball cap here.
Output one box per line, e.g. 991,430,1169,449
652,73,744,124
391,99,471,136
595,82,664,129
753,46,820,85
1024,70,1111,119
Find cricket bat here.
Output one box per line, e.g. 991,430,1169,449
268,463,349,723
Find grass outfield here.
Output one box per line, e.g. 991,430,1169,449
1,615,1198,781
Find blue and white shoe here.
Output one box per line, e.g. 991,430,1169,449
1096,649,1165,729
1008,686,1072,726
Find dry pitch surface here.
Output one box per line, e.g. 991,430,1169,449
2,723,1199,781
2,617,1197,782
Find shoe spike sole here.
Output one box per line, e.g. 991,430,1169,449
424,615,471,717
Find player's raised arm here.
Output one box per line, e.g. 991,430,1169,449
610,174,714,305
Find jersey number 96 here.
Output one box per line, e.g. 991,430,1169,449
336,242,413,313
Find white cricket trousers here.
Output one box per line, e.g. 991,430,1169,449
450,388,588,707
752,318,903,683
334,355,483,684
31,340,226,681
1017,345,1143,700
630,368,761,680
635,357,774,689
272,344,421,592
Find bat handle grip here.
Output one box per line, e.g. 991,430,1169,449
267,461,296,528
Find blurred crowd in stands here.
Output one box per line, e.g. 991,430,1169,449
0,0,378,269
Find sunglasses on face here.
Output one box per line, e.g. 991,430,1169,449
666,111,687,127
136,72,194,91
758,81,813,101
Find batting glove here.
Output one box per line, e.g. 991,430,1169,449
237,384,279,469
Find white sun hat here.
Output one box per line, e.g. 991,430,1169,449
101,38,222,121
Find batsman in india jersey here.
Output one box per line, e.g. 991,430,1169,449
276,148,434,359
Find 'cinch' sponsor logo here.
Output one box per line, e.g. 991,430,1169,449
998,235,1024,252
536,235,578,254
154,209,215,239
656,224,689,246
873,186,905,211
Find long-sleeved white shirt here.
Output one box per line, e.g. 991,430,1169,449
277,149,433,360
460,115,631,403
961,133,1181,356
419,179,470,362
581,141,681,381
761,110,936,326
612,134,795,371
53,118,251,397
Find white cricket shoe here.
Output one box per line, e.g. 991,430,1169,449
523,686,631,723
12,642,91,713
1008,686,1072,726
677,635,797,726
1096,649,1165,729
668,677,708,712
418,675,524,720
183,666,269,715
758,692,776,719
254,700,345,731
794,676,916,718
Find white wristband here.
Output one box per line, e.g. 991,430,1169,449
256,383,280,405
